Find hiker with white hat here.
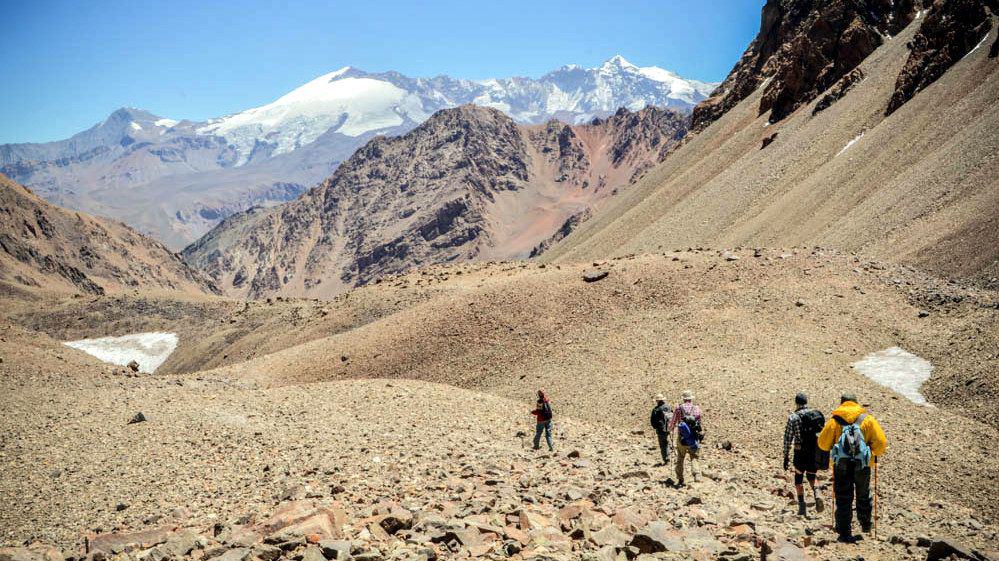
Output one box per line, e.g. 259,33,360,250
649,393,673,465
668,390,704,486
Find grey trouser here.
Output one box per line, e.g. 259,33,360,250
655,431,671,463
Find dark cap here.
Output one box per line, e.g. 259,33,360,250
795,392,808,406
841,393,858,403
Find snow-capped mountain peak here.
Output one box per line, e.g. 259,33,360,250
193,57,719,166
601,54,639,71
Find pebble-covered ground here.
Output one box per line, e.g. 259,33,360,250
1,250,996,561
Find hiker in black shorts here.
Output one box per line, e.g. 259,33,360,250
783,392,826,516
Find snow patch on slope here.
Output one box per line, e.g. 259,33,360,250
65,332,178,373
853,347,934,405
837,132,865,156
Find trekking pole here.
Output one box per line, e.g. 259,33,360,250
830,464,836,525
873,457,879,540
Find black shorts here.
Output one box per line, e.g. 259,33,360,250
793,449,819,473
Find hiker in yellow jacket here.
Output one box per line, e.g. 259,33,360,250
818,394,887,543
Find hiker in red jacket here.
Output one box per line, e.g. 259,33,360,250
531,389,554,452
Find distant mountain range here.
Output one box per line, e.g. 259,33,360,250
0,56,717,248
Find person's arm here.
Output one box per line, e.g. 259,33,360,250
865,415,888,457
668,406,681,432
783,415,795,469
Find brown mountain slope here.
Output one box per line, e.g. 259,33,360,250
0,174,217,296
542,10,999,284
182,105,687,299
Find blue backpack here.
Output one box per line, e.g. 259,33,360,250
831,413,871,467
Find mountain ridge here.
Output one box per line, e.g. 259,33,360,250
181,105,688,298
0,173,218,296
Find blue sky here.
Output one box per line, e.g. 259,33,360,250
0,0,762,144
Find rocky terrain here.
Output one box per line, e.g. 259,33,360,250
1,57,714,248
2,3,997,561
0,173,216,296
2,250,998,561
181,106,687,298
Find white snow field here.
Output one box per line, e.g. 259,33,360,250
853,347,934,405
64,332,178,373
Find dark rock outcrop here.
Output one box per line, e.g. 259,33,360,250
812,68,865,115
886,0,998,115
692,0,917,129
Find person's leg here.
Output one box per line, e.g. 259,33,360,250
689,447,700,482
794,470,807,515
675,444,687,484
807,472,824,512
656,431,670,464
834,462,856,539
533,423,543,450
544,421,554,451
855,465,873,532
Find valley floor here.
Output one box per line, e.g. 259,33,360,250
1,250,997,560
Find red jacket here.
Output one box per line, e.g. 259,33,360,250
532,397,552,423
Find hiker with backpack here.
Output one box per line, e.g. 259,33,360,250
531,389,555,452
783,392,826,516
668,390,704,486
818,393,887,543
650,394,673,465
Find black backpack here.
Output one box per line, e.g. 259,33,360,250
650,405,671,432
540,401,553,422
797,409,825,452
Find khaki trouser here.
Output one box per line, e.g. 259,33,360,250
676,443,699,483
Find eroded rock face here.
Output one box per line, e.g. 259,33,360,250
183,106,687,298
886,0,998,115
692,0,917,129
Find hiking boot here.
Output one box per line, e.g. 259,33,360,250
797,497,806,516
814,495,825,513
861,522,872,534
837,534,861,544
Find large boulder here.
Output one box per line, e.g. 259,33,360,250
86,526,178,554
628,522,684,554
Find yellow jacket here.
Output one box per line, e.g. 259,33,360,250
817,401,887,458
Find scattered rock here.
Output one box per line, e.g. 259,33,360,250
583,270,609,283
127,412,147,425
926,538,988,561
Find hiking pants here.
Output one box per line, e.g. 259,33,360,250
676,443,699,483
833,460,873,537
533,421,553,451
655,430,671,463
